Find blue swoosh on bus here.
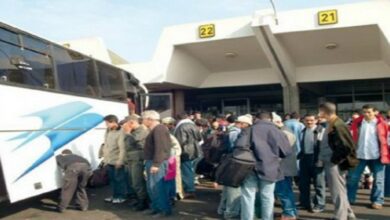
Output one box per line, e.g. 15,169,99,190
9,101,103,182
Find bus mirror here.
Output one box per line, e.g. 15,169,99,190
10,56,33,71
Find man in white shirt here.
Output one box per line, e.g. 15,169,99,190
347,104,389,209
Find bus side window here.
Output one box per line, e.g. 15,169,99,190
52,46,98,97
97,62,126,101
0,41,54,89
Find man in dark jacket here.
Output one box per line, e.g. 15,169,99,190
298,113,326,213
122,114,149,211
318,102,358,220
241,111,292,220
174,113,202,198
56,149,91,213
142,110,172,217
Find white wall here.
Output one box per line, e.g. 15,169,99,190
296,60,390,83
200,68,278,88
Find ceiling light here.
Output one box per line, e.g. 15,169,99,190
325,43,338,50
225,52,238,58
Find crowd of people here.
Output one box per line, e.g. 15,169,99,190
55,102,390,220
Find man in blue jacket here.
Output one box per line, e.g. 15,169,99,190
241,111,292,220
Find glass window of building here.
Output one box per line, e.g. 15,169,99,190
97,62,125,101
52,46,98,97
0,41,54,89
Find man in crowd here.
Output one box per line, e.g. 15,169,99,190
272,113,298,220
241,111,292,220
56,149,91,212
217,114,252,219
174,113,202,199
298,114,326,213
101,115,127,204
142,110,172,217
122,114,149,211
348,104,389,209
318,102,358,220
284,112,305,156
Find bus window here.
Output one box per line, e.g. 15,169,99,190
52,46,98,97
0,28,19,45
22,35,49,54
97,62,125,101
0,41,54,89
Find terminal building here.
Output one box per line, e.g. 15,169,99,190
65,0,390,119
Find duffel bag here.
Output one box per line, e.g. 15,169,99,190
88,162,109,187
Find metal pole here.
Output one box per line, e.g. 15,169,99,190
269,0,279,25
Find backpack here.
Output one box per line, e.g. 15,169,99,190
202,131,230,164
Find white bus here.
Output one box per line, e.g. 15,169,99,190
0,22,145,203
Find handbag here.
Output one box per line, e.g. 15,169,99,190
88,162,109,187
164,156,177,181
214,128,256,187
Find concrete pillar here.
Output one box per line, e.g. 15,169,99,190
283,85,300,113
173,90,185,116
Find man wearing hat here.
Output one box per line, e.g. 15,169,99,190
122,114,149,211
218,114,252,219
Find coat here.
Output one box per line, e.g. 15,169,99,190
280,127,298,177
250,120,293,182
350,115,390,164
174,119,202,161
328,117,359,171
298,125,325,166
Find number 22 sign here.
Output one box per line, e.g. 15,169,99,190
199,24,215,39
318,10,338,25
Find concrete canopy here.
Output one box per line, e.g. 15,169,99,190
121,0,390,90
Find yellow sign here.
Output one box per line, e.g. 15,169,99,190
199,24,215,38
318,10,338,25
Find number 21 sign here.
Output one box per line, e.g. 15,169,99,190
199,24,215,39
318,10,338,25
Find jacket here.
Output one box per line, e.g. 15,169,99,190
328,117,359,171
284,119,305,153
251,120,292,182
280,127,298,177
298,125,325,165
144,124,172,167
350,115,390,164
125,125,149,161
174,119,202,161
101,127,126,165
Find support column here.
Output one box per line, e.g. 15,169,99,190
283,85,300,113
173,90,185,116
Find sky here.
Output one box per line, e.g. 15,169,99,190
0,0,367,62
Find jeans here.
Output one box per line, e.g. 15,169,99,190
217,186,241,218
181,160,195,193
347,159,385,205
275,177,297,217
385,165,390,197
241,172,275,220
107,165,127,199
145,160,171,214
299,154,326,209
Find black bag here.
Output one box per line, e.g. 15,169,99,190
215,149,256,187
214,128,256,187
88,162,109,188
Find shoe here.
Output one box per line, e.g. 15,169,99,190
152,212,172,218
184,193,196,199
311,206,325,213
143,209,160,215
80,207,88,212
296,204,310,211
56,207,64,213
112,198,126,204
104,197,113,203
279,216,297,220
133,202,149,211
128,199,139,207
371,203,383,210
